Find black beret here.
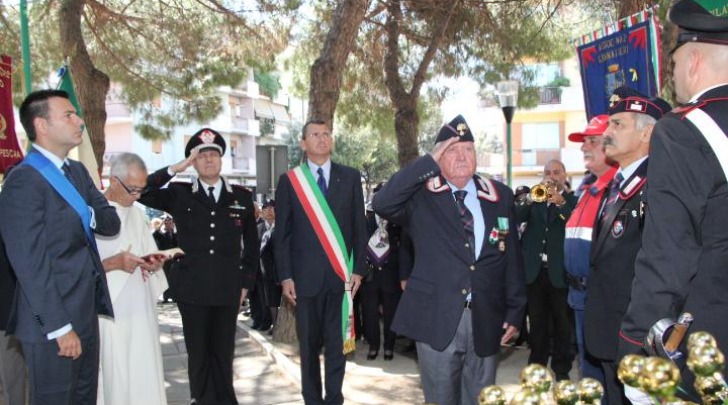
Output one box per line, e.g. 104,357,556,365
670,0,728,52
434,115,474,144
262,199,275,209
185,128,226,157
515,185,531,196
608,86,671,121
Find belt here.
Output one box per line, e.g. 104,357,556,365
464,300,472,309
565,273,588,291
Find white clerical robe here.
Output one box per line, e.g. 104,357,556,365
96,202,168,405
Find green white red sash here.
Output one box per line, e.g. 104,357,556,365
287,164,356,354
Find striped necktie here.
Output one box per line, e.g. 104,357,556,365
600,172,624,220
454,190,475,259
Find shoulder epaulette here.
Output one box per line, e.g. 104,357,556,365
231,184,253,193
673,97,728,119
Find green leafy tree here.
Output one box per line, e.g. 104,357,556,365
1,0,297,165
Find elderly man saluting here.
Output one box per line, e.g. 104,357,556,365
373,115,526,405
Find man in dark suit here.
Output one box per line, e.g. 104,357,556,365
373,115,526,405
516,159,577,381
0,237,28,405
152,214,178,303
618,2,728,402
0,89,120,404
584,87,670,405
275,119,367,405
252,200,279,332
139,128,259,405
361,183,402,361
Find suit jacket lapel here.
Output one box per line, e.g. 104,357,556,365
477,195,498,259
194,179,216,209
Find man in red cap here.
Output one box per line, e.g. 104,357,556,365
618,0,728,401
563,114,617,387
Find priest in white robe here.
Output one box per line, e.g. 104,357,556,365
96,153,168,405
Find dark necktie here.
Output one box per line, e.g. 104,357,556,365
600,172,624,220
454,190,476,259
207,186,216,204
317,167,327,195
62,162,80,193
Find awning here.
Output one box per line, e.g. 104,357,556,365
254,99,274,120
270,103,290,123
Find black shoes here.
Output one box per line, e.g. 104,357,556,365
383,350,393,361
366,350,379,360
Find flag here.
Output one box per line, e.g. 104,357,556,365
575,10,661,119
57,66,101,188
0,55,24,175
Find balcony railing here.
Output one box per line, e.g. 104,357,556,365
539,87,562,104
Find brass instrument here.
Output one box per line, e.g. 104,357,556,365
530,182,554,203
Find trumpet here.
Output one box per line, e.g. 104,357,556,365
530,182,554,203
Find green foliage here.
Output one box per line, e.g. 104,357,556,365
255,71,282,99
0,0,298,139
285,121,304,168
260,118,275,137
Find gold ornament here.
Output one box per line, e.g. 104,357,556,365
695,373,727,398
519,364,554,394
617,354,646,387
553,380,579,405
508,390,541,405
638,357,680,399
478,386,506,405
687,345,725,377
577,378,604,405
687,331,718,351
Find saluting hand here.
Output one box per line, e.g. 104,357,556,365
169,147,199,174
429,137,459,165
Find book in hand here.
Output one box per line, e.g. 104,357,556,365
141,247,184,263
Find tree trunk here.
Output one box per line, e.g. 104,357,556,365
383,0,459,167
272,298,298,344
616,0,652,18
307,0,368,129
59,0,110,168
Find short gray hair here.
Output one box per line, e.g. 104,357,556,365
634,113,657,130
110,153,147,180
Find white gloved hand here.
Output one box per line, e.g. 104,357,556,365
624,385,656,405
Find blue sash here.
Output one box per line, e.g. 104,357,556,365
21,152,96,247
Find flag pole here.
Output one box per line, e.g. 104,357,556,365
20,0,32,96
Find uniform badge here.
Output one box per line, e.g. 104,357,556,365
456,123,468,137
611,219,625,238
488,228,499,246
200,130,216,144
228,200,245,210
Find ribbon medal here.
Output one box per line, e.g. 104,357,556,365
497,217,509,252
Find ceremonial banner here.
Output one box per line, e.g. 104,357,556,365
575,11,661,119
57,66,101,188
0,55,24,175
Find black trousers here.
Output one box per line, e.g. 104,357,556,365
178,302,239,405
526,265,574,380
22,325,99,405
296,287,346,405
360,280,400,351
249,277,272,328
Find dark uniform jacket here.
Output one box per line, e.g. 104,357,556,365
373,155,526,357
585,160,647,361
516,191,577,288
0,155,119,342
619,85,728,391
364,213,401,293
274,162,368,297
139,168,259,306
0,237,16,330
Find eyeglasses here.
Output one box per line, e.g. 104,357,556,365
114,176,146,196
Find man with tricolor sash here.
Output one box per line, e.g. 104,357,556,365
274,119,367,405
373,115,526,405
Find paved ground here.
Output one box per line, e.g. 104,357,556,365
1,304,575,405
